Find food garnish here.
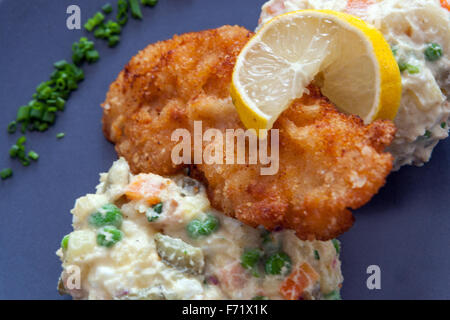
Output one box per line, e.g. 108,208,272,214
3,0,159,181
102,3,113,14
117,0,129,26
0,168,13,180
231,9,402,132
129,0,143,20
84,12,105,32
141,0,158,7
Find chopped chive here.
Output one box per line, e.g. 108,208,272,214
117,0,129,26
7,121,17,134
30,107,44,120
9,144,20,158
16,106,30,122
28,151,39,161
38,123,48,132
72,37,97,65
54,60,68,69
94,25,107,39
102,3,113,14
56,132,65,139
16,148,26,160
20,158,30,167
129,0,143,19
86,50,100,63
0,168,13,180
106,20,121,34
84,12,105,32
141,0,158,6
441,122,447,129
42,111,56,124
108,35,120,47
424,130,432,138
17,136,26,146
67,78,78,91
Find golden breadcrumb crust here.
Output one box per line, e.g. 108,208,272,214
102,25,395,240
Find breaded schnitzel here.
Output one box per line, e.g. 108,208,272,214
102,25,395,240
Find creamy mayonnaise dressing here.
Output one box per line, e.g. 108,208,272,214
57,158,343,300
259,0,450,170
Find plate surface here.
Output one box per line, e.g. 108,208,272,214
0,0,448,300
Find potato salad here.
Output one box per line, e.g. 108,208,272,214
56,158,343,300
259,0,450,170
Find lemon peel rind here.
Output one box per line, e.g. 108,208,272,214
319,10,402,122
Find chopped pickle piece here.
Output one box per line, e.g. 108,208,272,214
155,233,204,274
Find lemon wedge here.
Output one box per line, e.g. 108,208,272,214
231,9,402,132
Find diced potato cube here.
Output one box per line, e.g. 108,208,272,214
71,194,110,224
66,230,96,262
106,157,130,187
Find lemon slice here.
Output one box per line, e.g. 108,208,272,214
231,9,402,132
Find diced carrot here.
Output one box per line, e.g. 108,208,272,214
280,262,320,300
125,176,162,205
441,0,450,11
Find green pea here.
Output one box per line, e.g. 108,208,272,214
324,290,341,300
89,203,123,228
61,234,70,250
241,248,263,270
264,252,292,276
147,202,163,222
398,61,408,73
186,214,219,239
200,214,219,235
186,220,203,239
424,43,443,62
332,239,341,255
406,64,420,74
96,226,123,247
398,61,420,74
